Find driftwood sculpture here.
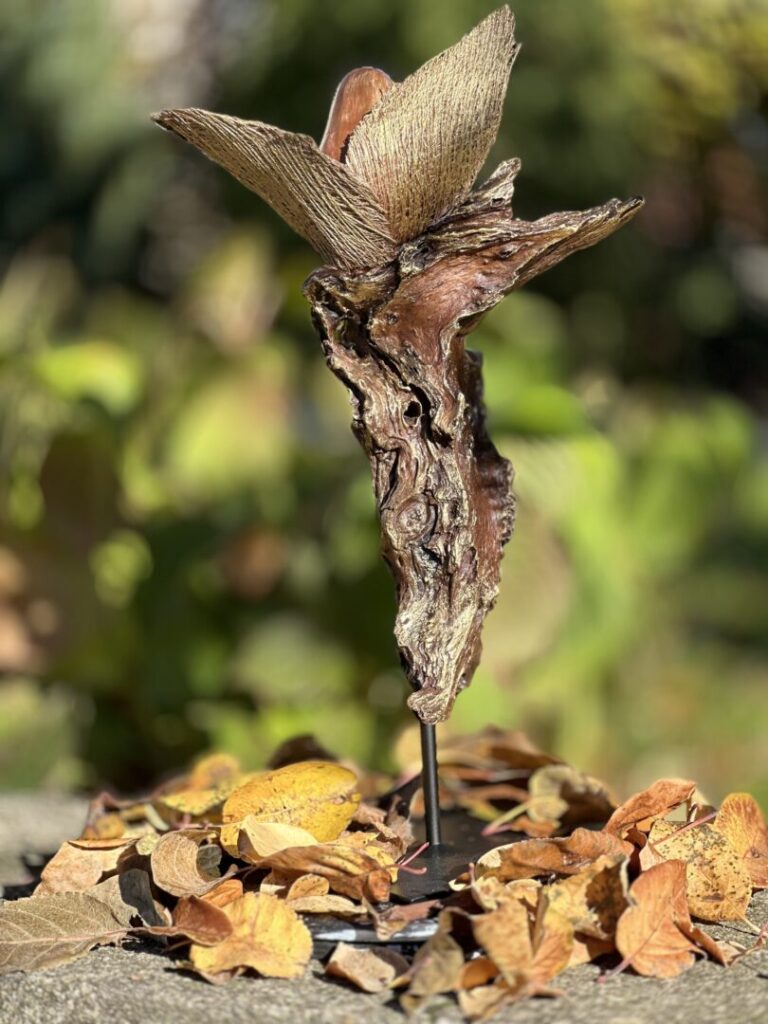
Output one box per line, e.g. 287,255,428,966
154,7,642,725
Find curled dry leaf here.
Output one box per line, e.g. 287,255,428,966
35,837,136,895
472,894,573,991
714,793,768,889
640,819,752,922
189,892,312,980
471,875,541,913
475,827,631,882
370,899,441,941
201,878,244,909
326,942,409,993
604,779,696,838
253,843,392,903
233,818,318,861
545,854,628,941
156,752,249,819
0,892,128,974
615,861,698,978
90,869,167,927
166,895,232,946
222,761,360,843
401,909,468,1014
150,831,224,898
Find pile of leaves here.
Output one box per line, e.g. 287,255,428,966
1,728,766,1020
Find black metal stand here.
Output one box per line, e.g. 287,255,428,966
306,716,518,952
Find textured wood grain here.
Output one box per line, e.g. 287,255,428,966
305,189,643,722
152,108,397,270
344,7,519,240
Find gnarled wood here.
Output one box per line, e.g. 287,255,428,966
306,180,642,722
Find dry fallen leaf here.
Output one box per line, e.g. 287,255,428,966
640,819,752,922
326,942,408,993
222,761,360,842
89,869,167,927
615,861,698,978
474,827,631,882
156,753,249,819
253,842,392,902
34,837,136,895
400,909,469,1014
714,793,768,889
472,893,573,991
201,878,244,908
231,818,318,860
0,892,128,973
604,778,696,838
546,854,628,941
150,830,225,898
189,892,312,979
165,895,233,945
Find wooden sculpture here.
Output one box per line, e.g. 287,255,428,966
153,7,642,727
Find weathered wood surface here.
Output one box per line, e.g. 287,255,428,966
154,6,643,721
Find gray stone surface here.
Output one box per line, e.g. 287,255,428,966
0,793,766,1024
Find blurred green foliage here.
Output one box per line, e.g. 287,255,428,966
1,0,767,803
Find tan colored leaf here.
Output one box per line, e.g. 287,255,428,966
287,893,364,916
400,909,467,1013
189,892,311,979
526,765,615,826
35,838,136,895
546,854,628,941
615,861,698,978
286,874,329,900
153,109,396,270
475,827,631,882
472,895,573,989
345,7,518,240
640,820,752,922
371,898,441,940
714,792,768,888
325,942,408,993
252,843,391,903
201,878,244,909
235,819,319,861
0,892,127,974
568,934,615,967
168,895,232,945
150,830,223,898
222,760,360,843
156,755,250,818
604,778,696,838
89,869,167,927
471,875,540,913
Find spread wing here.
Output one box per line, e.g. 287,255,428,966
153,108,397,270
344,6,518,241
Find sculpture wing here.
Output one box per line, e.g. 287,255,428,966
153,108,397,270
345,6,519,241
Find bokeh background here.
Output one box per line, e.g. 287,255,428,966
1,0,767,803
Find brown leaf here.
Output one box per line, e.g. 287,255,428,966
371,899,441,940
472,894,573,990
604,779,696,838
253,843,392,903
222,761,360,843
150,831,224,898
640,820,752,922
170,896,232,945
400,909,468,1013
201,878,243,908
326,942,408,993
35,838,136,895
714,792,768,889
525,765,615,828
0,892,127,973
470,875,541,914
189,892,312,979
89,869,167,927
475,827,631,882
546,854,628,941
614,861,698,978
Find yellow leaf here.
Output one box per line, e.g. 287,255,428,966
714,792,768,889
189,892,311,979
640,820,752,922
225,818,317,860
222,761,360,842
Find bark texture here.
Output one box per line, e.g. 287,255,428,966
305,166,642,722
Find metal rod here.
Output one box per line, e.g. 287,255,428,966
419,721,442,846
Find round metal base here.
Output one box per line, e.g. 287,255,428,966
307,809,518,954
